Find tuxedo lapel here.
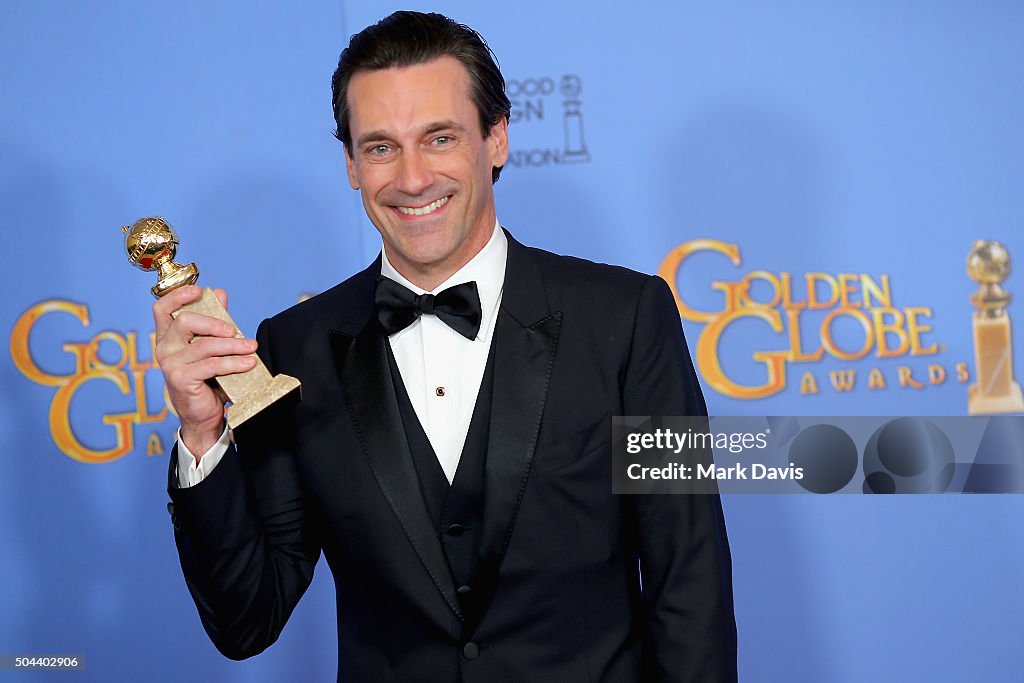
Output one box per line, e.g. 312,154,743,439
468,233,561,631
329,264,463,622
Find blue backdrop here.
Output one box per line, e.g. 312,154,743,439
2,1,1022,681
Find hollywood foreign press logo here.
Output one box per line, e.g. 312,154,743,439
506,74,591,168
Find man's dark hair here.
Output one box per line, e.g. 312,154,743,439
331,11,512,183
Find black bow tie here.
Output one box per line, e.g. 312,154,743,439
374,277,483,340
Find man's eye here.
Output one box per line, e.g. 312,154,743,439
368,144,391,156
432,135,453,146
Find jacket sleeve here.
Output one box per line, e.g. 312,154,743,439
166,317,319,660
621,275,738,682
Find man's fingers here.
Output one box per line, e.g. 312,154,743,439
168,336,258,367
166,354,258,388
191,355,258,381
176,310,237,337
156,312,243,368
153,285,204,339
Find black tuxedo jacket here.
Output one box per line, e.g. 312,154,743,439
168,232,737,682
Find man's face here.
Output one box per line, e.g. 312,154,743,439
344,56,509,289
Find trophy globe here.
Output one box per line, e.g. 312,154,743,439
122,216,199,297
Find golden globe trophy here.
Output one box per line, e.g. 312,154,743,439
966,240,1024,415
122,216,301,429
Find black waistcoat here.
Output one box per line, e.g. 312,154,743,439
385,341,495,621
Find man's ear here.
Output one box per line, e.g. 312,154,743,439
343,145,360,190
488,117,509,169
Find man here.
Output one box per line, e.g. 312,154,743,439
156,11,737,682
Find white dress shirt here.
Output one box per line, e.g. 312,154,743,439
177,220,506,487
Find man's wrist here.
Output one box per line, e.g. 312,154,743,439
180,419,226,461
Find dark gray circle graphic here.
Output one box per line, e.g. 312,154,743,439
790,424,858,493
878,418,932,476
863,418,954,493
864,472,896,494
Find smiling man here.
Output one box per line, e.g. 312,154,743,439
156,11,737,683
343,55,504,290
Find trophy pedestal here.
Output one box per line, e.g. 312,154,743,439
152,263,198,298
225,373,302,430
968,314,1024,415
174,287,301,429
968,382,1024,415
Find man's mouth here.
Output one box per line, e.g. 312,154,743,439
394,195,450,217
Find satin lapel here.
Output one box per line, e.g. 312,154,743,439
468,234,561,632
330,325,463,621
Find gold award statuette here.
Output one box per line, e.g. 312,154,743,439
122,216,301,429
967,240,1024,415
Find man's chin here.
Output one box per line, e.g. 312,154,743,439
385,242,459,277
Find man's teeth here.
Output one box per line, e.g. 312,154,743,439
396,196,449,216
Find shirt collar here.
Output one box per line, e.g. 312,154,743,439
379,218,507,331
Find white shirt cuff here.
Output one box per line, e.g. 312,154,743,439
176,425,232,488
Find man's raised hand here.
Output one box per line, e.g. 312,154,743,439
153,285,257,459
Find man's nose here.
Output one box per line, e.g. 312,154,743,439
395,148,433,197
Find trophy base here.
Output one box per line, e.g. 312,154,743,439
968,381,1024,415
226,373,302,429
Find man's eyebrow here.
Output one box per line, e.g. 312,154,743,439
356,130,391,147
423,120,467,135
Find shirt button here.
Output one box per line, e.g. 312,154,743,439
457,585,472,596
445,523,466,537
462,642,479,659
435,386,446,397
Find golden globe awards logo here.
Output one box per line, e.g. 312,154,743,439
659,240,971,400
9,299,172,463
506,74,591,168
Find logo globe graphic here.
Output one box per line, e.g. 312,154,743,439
559,74,582,99
967,240,1010,285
